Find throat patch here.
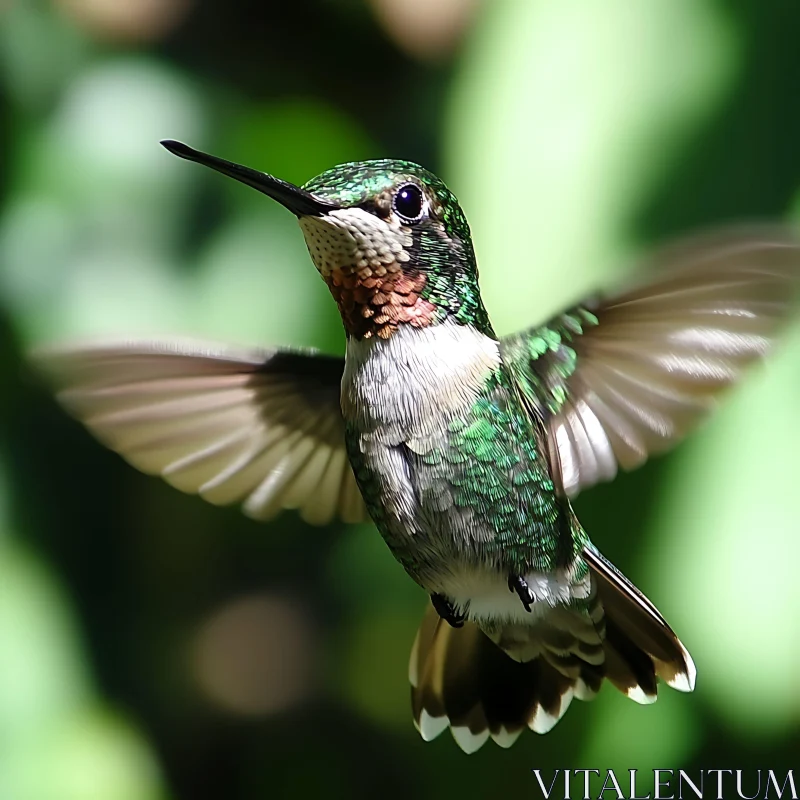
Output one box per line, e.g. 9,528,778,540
328,266,436,339
299,208,436,339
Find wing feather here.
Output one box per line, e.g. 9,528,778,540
34,339,368,525
502,227,800,497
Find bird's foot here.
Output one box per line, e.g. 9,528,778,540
431,593,465,628
508,575,535,613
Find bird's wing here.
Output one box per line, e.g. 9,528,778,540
33,339,368,525
500,227,800,498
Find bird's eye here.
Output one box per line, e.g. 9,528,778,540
393,183,425,223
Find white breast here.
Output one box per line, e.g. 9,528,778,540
341,320,501,445
338,320,501,546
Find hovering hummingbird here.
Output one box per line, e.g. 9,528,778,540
36,141,800,753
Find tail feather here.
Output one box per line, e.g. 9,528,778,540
586,545,696,693
603,620,659,703
410,546,695,753
410,608,576,748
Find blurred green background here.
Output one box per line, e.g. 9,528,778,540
1,1,799,798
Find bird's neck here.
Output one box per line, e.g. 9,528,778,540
325,263,494,341
341,320,501,433
325,264,437,340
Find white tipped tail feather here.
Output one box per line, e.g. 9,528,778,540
410,546,695,753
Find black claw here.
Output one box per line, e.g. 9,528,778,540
508,575,534,613
431,593,465,628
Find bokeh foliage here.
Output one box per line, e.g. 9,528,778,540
0,1,798,798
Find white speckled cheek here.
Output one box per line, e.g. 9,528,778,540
298,208,412,277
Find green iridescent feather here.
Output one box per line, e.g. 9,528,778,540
302,159,470,242
501,305,599,416
428,368,572,572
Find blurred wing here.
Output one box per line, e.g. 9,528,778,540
501,227,800,497
34,340,368,525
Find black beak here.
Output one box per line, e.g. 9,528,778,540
160,140,339,217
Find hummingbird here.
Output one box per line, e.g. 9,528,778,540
36,140,800,753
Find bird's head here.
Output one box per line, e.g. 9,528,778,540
162,141,492,339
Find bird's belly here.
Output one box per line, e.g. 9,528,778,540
346,435,458,556
435,564,584,625
346,434,571,612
